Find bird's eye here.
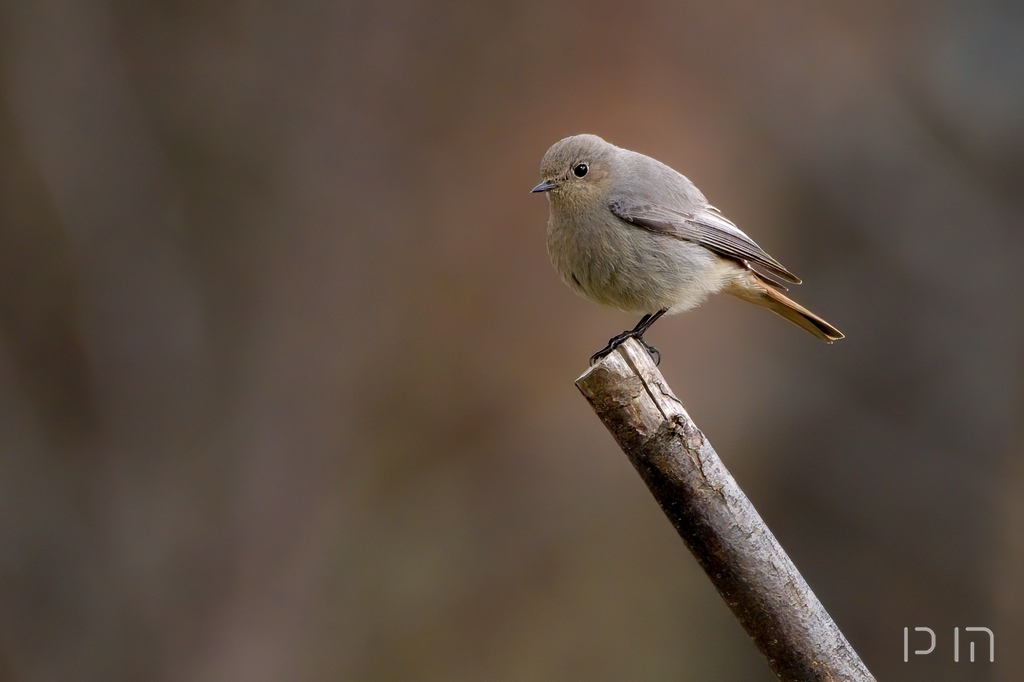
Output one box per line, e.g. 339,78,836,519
573,163,589,178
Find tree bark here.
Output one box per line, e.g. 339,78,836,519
576,339,874,682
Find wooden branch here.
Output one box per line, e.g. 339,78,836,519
576,339,874,682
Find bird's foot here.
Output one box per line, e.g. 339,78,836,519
641,339,661,366
589,332,661,366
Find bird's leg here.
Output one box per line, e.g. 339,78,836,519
589,314,651,364
590,308,668,365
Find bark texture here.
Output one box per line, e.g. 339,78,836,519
576,339,874,682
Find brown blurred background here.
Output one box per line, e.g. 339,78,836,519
0,1,1022,680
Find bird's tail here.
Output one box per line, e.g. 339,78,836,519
727,271,844,343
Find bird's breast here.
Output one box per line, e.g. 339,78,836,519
546,207,733,314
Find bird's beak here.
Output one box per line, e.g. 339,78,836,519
531,179,558,193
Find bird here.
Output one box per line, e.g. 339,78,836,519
532,134,843,364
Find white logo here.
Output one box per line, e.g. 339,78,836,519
903,627,994,662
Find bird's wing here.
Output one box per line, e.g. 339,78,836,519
607,197,801,285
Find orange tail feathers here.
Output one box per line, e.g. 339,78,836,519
728,271,844,343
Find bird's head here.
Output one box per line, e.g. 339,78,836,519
532,134,616,205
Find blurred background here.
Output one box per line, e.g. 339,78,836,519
0,0,1022,680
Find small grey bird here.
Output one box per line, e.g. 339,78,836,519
532,134,843,364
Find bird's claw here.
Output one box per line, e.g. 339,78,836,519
641,340,661,366
589,333,661,366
